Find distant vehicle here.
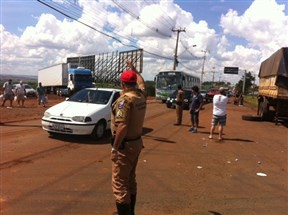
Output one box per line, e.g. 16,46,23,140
41,88,120,139
154,70,200,103
38,63,93,96
13,84,37,97
200,90,207,102
56,88,69,97
205,88,220,102
166,89,192,110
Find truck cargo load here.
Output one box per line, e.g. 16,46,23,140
38,63,93,96
257,47,288,123
38,63,69,87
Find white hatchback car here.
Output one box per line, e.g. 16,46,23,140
42,88,121,139
13,84,37,97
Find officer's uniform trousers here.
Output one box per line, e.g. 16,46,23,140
176,103,183,124
112,138,143,204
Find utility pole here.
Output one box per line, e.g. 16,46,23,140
200,50,208,89
212,67,215,87
172,28,185,70
242,70,247,95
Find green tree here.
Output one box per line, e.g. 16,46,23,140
145,81,155,97
235,71,255,95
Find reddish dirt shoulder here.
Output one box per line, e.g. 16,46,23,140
0,95,155,124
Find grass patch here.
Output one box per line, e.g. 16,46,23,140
244,95,258,108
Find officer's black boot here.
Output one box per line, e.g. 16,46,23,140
129,194,136,215
115,202,130,215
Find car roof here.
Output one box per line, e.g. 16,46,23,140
13,83,31,87
86,87,121,92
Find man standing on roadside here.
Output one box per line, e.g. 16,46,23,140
174,84,184,126
209,87,229,141
2,79,14,108
188,86,204,133
16,80,26,107
36,82,46,107
110,61,146,215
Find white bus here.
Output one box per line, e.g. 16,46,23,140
155,70,200,102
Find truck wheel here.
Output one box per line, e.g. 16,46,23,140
242,115,262,121
91,120,106,140
259,101,272,121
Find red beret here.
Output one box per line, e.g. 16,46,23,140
121,70,137,83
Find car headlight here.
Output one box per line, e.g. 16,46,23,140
184,99,188,102
72,116,92,122
44,112,51,117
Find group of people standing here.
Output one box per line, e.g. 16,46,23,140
1,68,227,215
1,79,47,108
110,73,229,214
174,85,228,141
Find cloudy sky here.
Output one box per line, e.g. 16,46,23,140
1,0,288,84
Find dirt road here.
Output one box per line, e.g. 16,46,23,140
0,96,287,215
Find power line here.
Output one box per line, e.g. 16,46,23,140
37,0,175,62
112,0,172,38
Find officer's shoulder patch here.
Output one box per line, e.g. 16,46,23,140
117,99,126,109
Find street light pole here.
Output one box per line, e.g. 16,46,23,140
200,50,208,89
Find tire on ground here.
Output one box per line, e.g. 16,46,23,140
242,114,262,121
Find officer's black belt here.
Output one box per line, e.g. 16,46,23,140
125,136,141,141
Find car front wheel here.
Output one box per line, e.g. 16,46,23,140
91,120,106,140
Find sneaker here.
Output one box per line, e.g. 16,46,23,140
188,127,194,131
191,129,197,133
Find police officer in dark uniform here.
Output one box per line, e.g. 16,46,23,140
174,84,184,125
111,61,146,215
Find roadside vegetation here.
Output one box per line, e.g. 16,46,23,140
243,95,258,108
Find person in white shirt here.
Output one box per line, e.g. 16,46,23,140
2,79,14,108
16,80,26,107
209,87,229,141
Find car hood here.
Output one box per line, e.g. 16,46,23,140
45,101,107,117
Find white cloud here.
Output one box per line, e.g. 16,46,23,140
220,0,288,51
0,0,287,85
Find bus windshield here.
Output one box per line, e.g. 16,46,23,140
156,73,182,90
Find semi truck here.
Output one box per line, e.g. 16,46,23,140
38,63,93,95
257,47,288,124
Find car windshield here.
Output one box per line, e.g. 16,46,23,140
24,85,32,89
68,89,113,104
184,90,192,98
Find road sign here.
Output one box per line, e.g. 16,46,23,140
224,67,239,74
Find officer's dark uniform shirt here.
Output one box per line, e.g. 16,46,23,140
111,88,146,139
